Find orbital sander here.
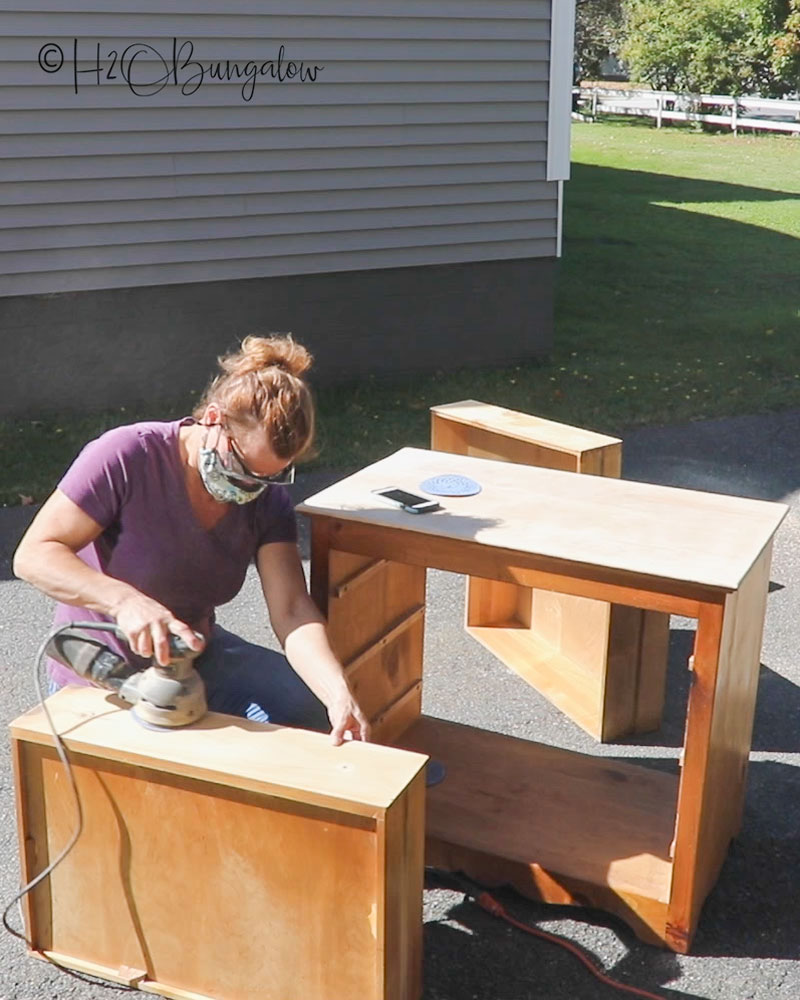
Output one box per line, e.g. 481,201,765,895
45,623,207,728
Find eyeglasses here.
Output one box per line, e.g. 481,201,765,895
225,429,295,487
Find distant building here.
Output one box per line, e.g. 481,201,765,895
0,1,576,416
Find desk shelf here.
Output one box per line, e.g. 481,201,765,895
466,598,669,741
397,715,677,943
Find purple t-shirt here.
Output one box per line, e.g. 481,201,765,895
50,418,296,686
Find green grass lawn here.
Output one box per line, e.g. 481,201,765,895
2,120,799,505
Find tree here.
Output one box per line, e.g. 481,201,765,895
574,0,625,82
622,0,794,96
771,0,800,90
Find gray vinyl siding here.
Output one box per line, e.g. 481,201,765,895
0,1,558,297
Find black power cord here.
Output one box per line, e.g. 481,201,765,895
2,622,123,945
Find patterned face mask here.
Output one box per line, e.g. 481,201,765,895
198,427,269,505
198,444,268,504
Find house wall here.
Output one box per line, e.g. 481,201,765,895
0,1,567,416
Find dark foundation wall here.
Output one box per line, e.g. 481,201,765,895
1,257,554,419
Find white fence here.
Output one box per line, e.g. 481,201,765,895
574,86,800,136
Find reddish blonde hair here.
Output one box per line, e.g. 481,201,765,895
195,335,315,459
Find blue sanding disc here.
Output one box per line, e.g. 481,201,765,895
420,474,482,497
426,759,447,787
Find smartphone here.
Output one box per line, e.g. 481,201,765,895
372,487,441,514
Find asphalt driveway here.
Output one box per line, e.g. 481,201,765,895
2,409,799,1000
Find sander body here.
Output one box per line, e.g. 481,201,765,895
46,624,207,727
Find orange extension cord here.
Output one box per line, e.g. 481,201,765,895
427,869,666,1000
474,891,666,1000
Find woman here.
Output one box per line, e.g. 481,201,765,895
13,335,370,745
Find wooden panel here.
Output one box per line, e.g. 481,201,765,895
26,747,381,1000
11,738,44,949
465,583,669,741
578,443,623,477
326,551,426,667
11,687,426,816
377,772,426,1000
398,716,677,902
369,685,423,745
320,514,711,617
429,413,470,455
462,427,580,471
635,610,671,732
668,543,773,951
466,577,532,629
332,557,389,599
600,604,645,740
325,550,426,738
425,839,669,948
140,979,215,1000
465,623,606,739
430,401,621,461
34,952,148,987
346,616,425,725
543,590,610,670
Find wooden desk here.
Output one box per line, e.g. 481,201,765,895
297,447,787,952
11,687,427,1000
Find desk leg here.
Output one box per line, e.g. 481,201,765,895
309,518,426,743
667,542,772,952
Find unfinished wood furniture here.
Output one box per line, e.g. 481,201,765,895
297,447,786,953
10,686,427,1000
430,399,669,741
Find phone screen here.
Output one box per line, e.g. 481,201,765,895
379,489,430,507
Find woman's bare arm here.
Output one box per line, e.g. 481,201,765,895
14,489,202,664
256,540,370,744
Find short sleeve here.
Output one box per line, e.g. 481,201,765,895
254,484,298,547
57,425,143,528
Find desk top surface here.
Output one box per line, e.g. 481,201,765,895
10,687,427,815
297,448,787,593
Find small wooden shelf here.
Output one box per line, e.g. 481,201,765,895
397,716,677,905
430,400,669,741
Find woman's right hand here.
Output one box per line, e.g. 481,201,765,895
112,593,205,666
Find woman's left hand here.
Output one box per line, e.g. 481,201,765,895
327,691,372,746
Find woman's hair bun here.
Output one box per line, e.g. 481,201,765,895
195,333,316,460
222,334,312,379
